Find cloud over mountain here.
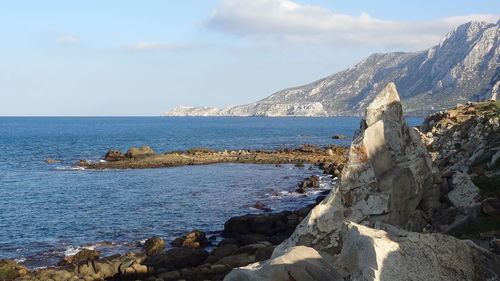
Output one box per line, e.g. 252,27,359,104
205,0,498,50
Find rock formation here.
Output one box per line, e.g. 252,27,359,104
224,84,500,281
274,83,438,255
164,21,499,117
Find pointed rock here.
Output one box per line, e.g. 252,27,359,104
273,83,438,256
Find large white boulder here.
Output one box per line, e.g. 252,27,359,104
274,83,439,256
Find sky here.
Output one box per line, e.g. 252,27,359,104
0,0,498,116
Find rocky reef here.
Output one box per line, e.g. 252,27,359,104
225,84,500,281
77,145,347,170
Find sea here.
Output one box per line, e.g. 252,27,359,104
0,116,422,268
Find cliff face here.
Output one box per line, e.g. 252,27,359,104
164,20,499,117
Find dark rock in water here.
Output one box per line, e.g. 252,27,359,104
126,146,154,158
58,249,100,266
222,206,313,245
296,175,320,193
172,230,211,249
143,248,209,270
43,158,61,163
482,198,500,216
0,259,29,280
253,201,271,212
143,236,165,256
104,149,125,161
332,134,347,139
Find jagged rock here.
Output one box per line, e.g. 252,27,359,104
143,236,165,256
226,222,500,281
43,158,61,163
273,83,438,256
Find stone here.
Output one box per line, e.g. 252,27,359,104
58,249,100,266
143,248,209,270
0,259,29,280
126,146,154,158
226,222,500,281
332,134,347,139
253,201,271,212
43,158,61,163
482,198,500,216
447,172,480,209
104,149,125,161
216,253,256,268
274,83,438,256
207,244,238,264
224,246,341,281
144,236,165,256
172,230,210,249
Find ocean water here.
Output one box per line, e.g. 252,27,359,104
0,116,421,268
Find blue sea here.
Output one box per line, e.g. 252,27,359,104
0,116,421,268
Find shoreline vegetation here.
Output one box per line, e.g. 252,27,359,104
2,97,500,281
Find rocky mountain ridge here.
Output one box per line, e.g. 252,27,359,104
164,20,499,117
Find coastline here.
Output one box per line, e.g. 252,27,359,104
3,163,340,281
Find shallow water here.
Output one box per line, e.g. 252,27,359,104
0,116,422,267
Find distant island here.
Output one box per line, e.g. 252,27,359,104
163,21,499,117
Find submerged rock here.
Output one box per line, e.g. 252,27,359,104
43,158,61,163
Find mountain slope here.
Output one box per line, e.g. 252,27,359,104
164,20,500,117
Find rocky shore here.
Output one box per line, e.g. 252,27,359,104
0,191,329,281
76,145,347,170
226,84,500,281
2,84,499,281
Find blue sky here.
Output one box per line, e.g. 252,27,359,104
0,0,498,116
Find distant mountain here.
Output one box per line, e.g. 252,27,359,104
163,21,499,117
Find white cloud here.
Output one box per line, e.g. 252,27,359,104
56,35,80,45
128,41,198,51
205,0,499,50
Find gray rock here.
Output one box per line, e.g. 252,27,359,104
225,222,500,281
273,83,439,256
447,172,480,209
224,246,341,281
